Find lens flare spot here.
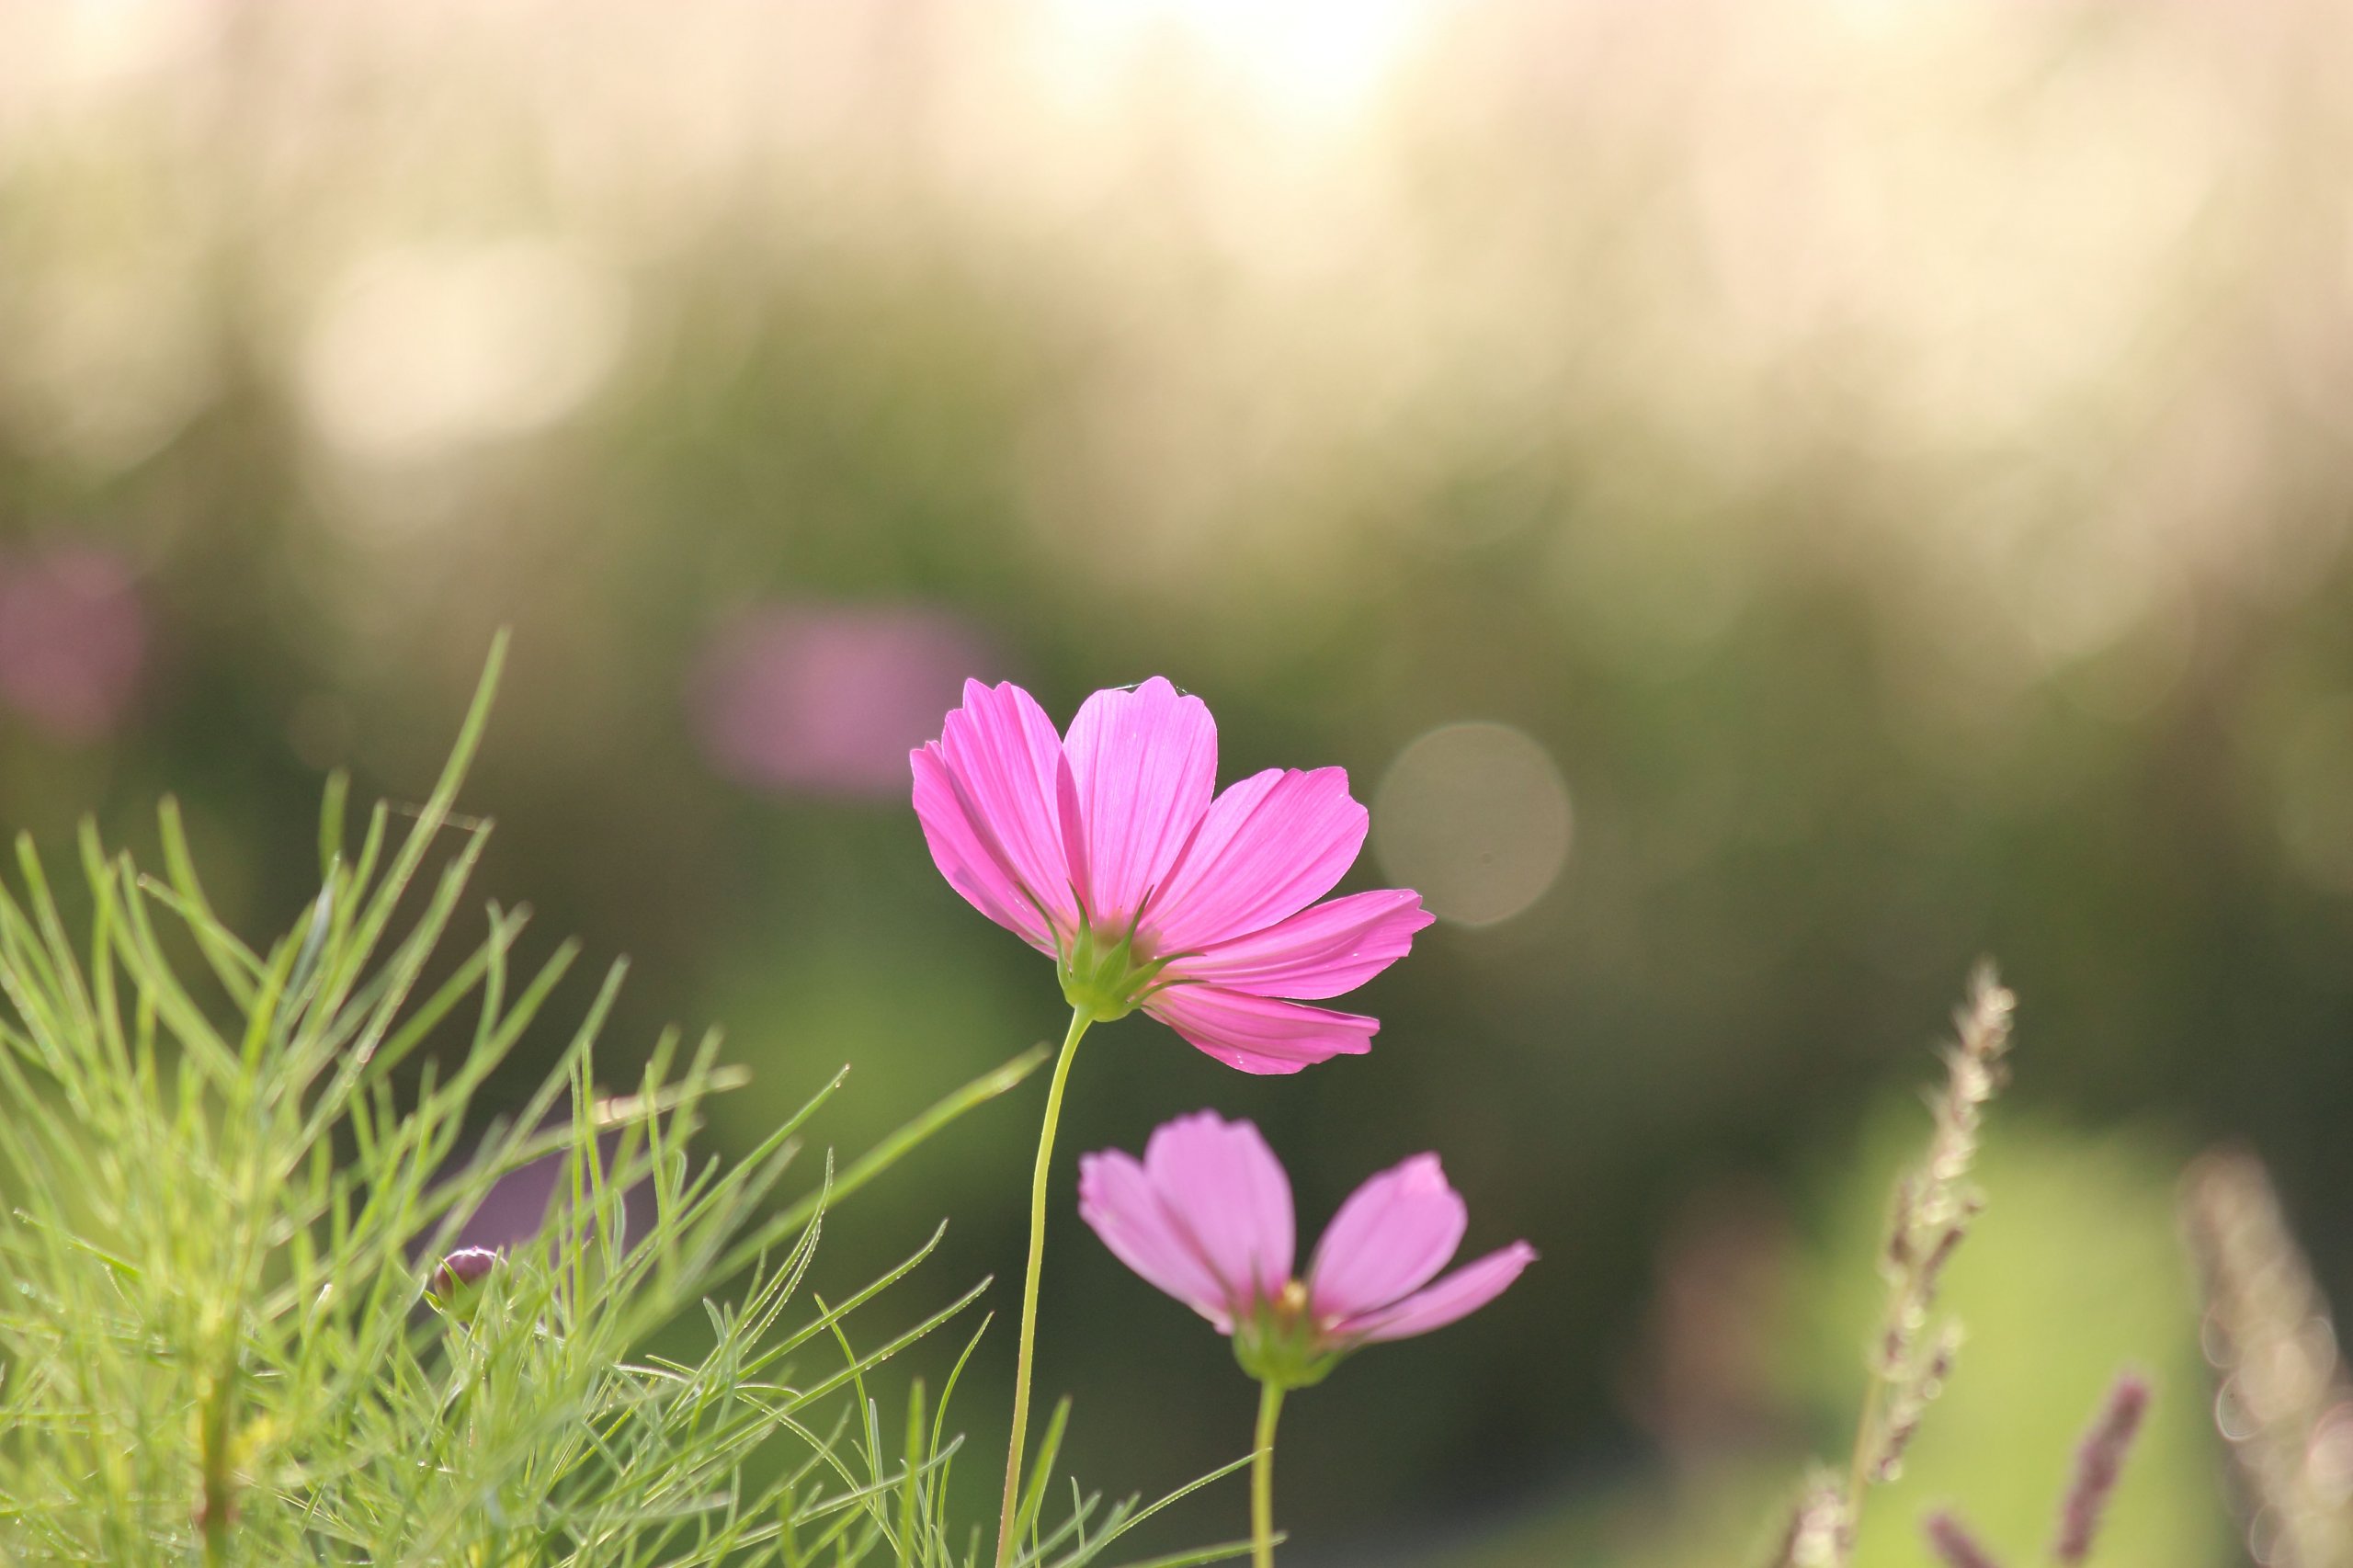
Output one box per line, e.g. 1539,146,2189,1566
1371,721,1570,926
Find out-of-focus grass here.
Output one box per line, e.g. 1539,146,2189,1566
1811,1119,2224,1567
1458,1115,2225,1567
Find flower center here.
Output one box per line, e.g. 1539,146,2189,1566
1231,1278,1345,1390
1056,922,1175,1022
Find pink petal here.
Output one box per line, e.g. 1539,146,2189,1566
932,679,1079,935
1078,1149,1234,1327
1334,1242,1536,1343
1142,985,1378,1075
1142,767,1370,956
912,744,1054,951
1059,678,1217,929
1166,890,1432,1000
1140,1111,1295,1305
1307,1153,1467,1319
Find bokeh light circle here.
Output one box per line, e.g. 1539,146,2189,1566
1371,722,1572,926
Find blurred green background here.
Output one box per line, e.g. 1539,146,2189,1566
5,0,2352,1560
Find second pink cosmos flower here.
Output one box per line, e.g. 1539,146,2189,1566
912,677,1433,1074
1080,1111,1535,1385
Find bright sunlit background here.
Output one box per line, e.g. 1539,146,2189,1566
5,0,2352,1561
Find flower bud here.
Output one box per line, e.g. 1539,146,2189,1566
425,1246,500,1318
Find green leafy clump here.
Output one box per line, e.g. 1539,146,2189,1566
0,641,1237,1568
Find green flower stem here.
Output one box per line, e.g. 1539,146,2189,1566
1252,1380,1287,1568
995,1005,1093,1568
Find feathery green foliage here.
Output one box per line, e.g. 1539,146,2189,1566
0,641,1240,1567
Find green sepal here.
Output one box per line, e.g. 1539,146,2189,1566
1056,923,1176,1022
1232,1286,1347,1391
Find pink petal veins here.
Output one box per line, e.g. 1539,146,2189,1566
1141,1111,1295,1303
1077,1150,1235,1327
1142,767,1369,955
1308,1153,1468,1319
1142,985,1380,1075
1168,889,1432,1001
911,744,1055,950
1058,677,1217,930
933,679,1079,932
1334,1241,1536,1344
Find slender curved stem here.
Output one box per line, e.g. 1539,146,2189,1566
995,1006,1092,1568
1252,1380,1287,1568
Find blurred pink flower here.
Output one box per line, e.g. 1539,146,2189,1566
0,546,146,741
444,1126,653,1257
911,677,1432,1074
693,605,989,797
1080,1111,1533,1384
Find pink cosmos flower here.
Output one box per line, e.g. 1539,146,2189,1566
1079,1111,1534,1386
911,677,1433,1074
